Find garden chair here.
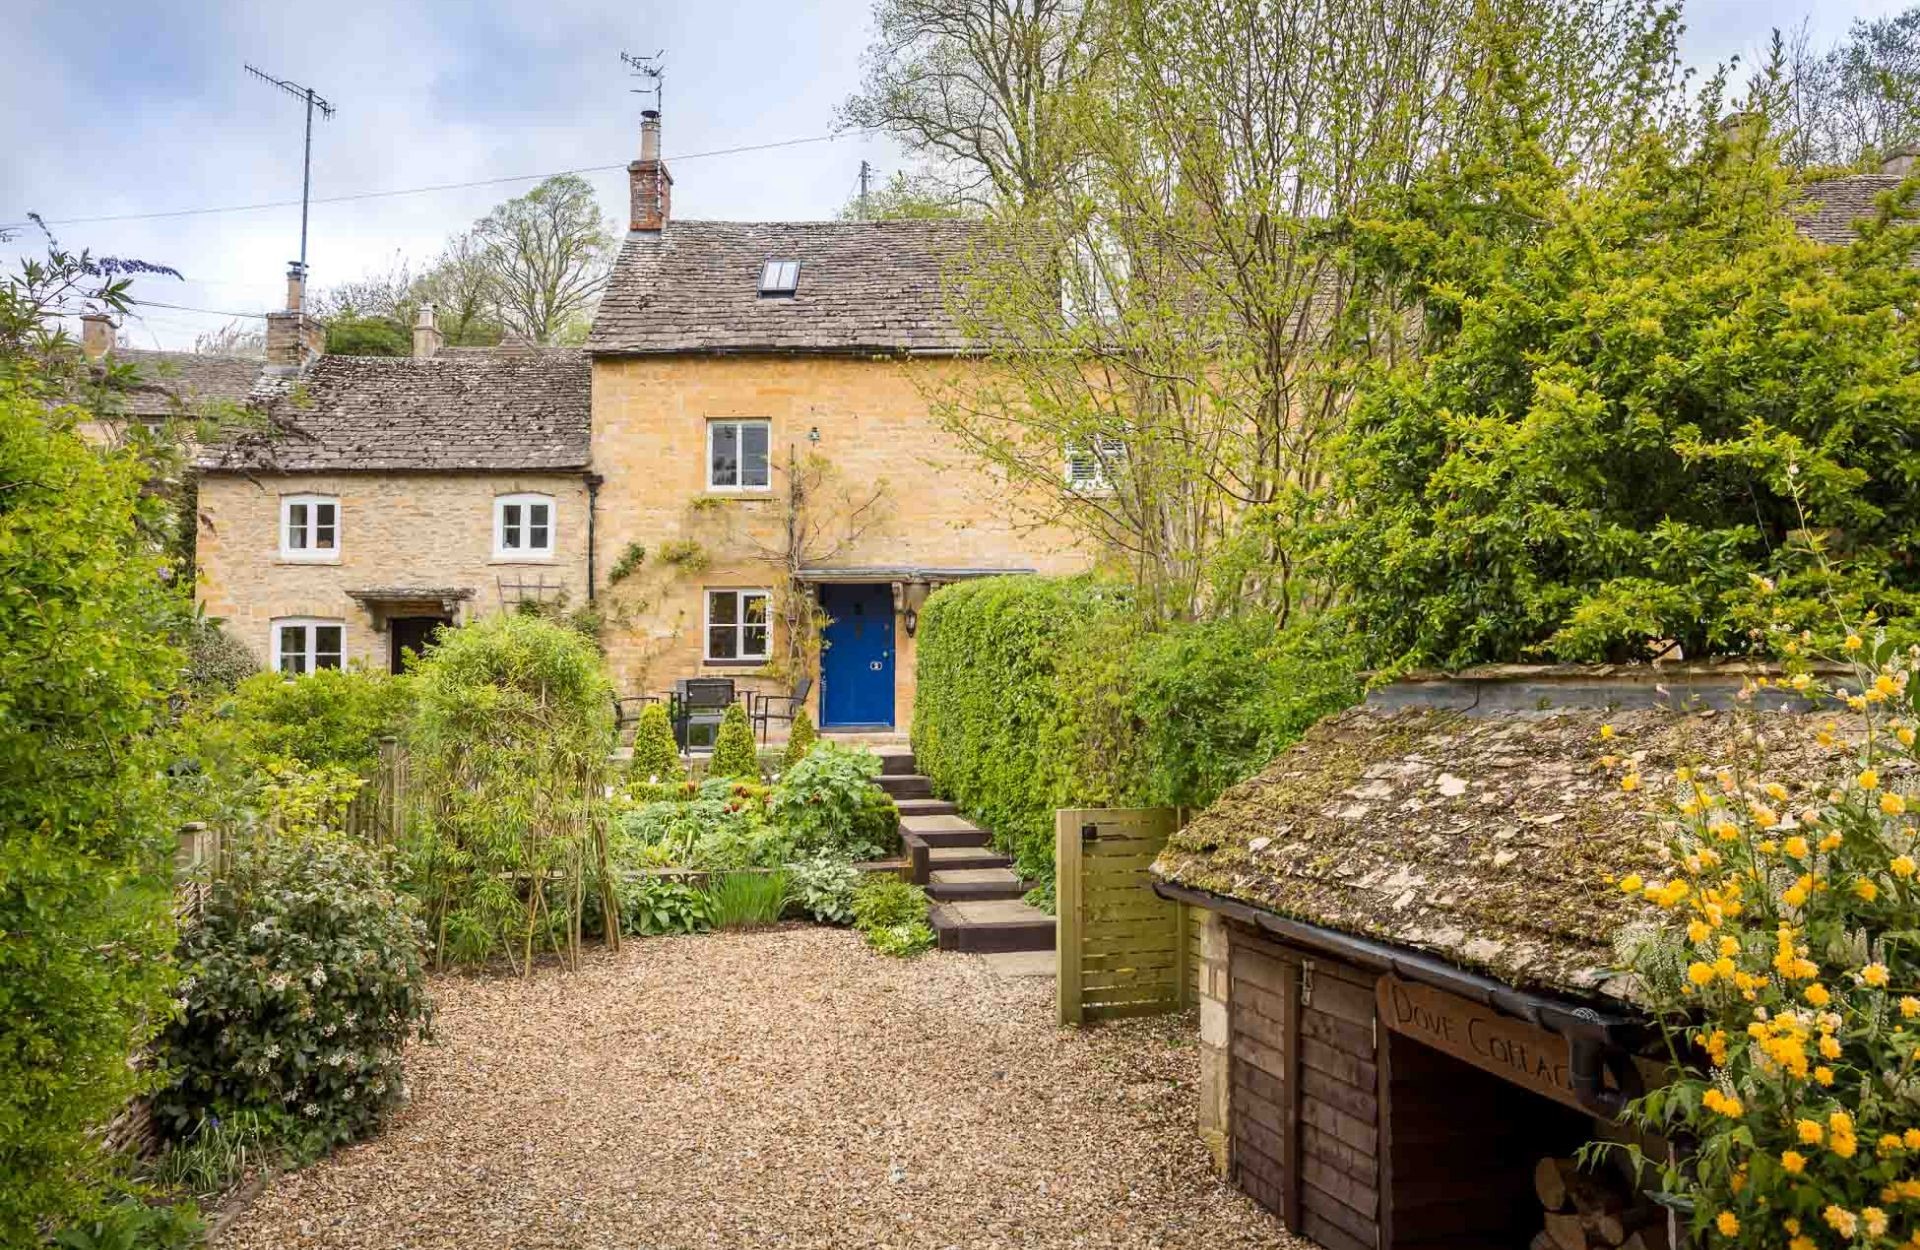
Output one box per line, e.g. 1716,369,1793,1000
751,676,812,744
671,677,737,753
613,693,662,734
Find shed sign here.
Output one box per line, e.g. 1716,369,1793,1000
1376,976,1585,1113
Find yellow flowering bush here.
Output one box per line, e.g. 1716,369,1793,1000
1615,636,1920,1248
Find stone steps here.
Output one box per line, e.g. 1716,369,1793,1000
894,796,959,818
876,772,934,800
927,867,1032,901
930,899,1056,953
900,813,991,848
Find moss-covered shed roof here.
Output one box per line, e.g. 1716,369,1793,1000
1155,686,1873,1009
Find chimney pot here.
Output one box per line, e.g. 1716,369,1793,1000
80,313,115,361
412,302,444,359
284,262,307,314
629,109,673,231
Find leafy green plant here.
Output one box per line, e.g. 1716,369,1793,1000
789,855,864,924
657,538,709,571
709,703,761,781
148,1110,279,1198
607,541,646,586
617,782,788,870
628,702,684,784
853,787,900,859
176,612,258,697
770,743,888,860
158,835,433,1158
780,706,819,770
0,381,185,1242
619,877,714,936
704,871,789,928
50,1197,204,1250
850,876,935,956
211,667,413,775
404,613,618,971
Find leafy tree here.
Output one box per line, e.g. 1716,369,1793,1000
839,169,973,220
412,231,504,346
1786,8,1920,167
191,319,264,358
0,381,184,1240
324,313,410,357
1323,85,1920,670
628,702,685,783
471,175,615,346
709,703,761,782
839,0,1106,208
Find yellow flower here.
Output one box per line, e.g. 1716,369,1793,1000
1688,961,1717,987
1861,768,1882,791
1821,1034,1843,1059
1618,873,1643,894
1881,1134,1905,1155
1782,1149,1808,1174
1710,820,1738,842
1716,1212,1739,1237
1895,855,1917,879
1878,673,1901,696
1799,1119,1826,1144
1718,936,1740,958
1788,1239,1814,1250
1753,803,1781,829
1865,962,1891,987
1600,724,1616,740
1866,1209,1890,1238
1784,835,1811,860
1807,983,1834,1008
1676,766,1694,782
1857,878,1882,903
1688,919,1712,944
1621,773,1641,792
1832,1110,1856,1135
1903,996,1920,1018
1900,726,1916,748
1816,1065,1836,1085
1793,672,1813,691
1847,634,1865,651
1765,782,1791,801
1826,1205,1858,1238
1885,791,1910,816
1906,1128,1920,1150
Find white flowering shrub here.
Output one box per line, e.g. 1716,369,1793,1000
157,836,433,1156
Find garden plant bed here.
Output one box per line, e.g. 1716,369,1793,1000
216,927,1290,1249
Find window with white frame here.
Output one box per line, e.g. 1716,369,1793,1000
493,493,554,558
272,618,345,675
758,259,800,296
707,419,771,491
705,588,770,662
1066,434,1125,492
280,494,339,559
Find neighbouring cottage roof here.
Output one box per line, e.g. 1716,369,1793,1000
1795,173,1910,245
1153,667,1898,1010
587,219,987,356
197,349,591,473
101,349,264,420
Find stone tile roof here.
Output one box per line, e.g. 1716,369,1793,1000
1795,173,1908,245
587,219,987,356
197,349,590,473
105,349,264,420
1154,675,1893,1009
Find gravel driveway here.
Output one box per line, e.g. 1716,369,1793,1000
218,926,1293,1249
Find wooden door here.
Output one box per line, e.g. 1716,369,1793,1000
1055,808,1185,1024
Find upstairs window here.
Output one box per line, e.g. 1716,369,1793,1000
708,419,771,491
494,493,554,558
758,259,800,297
705,588,771,662
280,494,339,559
272,618,344,675
1066,435,1126,493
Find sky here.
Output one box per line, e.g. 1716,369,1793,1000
0,0,1910,351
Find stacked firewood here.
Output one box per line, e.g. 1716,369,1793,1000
1530,1157,1671,1250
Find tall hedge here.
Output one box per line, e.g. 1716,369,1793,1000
913,577,1361,897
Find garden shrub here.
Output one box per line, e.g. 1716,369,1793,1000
177,614,258,697
405,613,618,971
704,870,789,928
616,784,789,871
616,877,714,936
1324,119,1920,670
850,876,935,957
770,743,890,861
628,702,683,784
158,835,433,1159
709,703,760,781
216,667,413,775
853,787,900,859
780,707,819,771
0,383,185,1242
789,855,864,924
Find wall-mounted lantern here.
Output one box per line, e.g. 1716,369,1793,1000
901,579,932,637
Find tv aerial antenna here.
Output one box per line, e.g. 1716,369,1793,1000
622,50,665,115
245,63,335,280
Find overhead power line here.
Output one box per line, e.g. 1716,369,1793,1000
4,130,875,232
130,297,270,319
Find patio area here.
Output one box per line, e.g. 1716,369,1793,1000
214,928,1291,1249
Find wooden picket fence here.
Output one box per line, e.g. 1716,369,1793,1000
1055,807,1197,1025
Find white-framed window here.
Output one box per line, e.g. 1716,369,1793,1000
707,419,771,491
494,493,554,558
280,494,339,560
758,259,800,296
271,618,345,675
705,588,771,662
1066,435,1125,493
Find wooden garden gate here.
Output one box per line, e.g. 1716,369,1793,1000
1055,807,1195,1024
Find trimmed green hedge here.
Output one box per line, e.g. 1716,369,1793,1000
912,576,1362,898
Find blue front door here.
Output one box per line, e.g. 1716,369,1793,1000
819,583,895,728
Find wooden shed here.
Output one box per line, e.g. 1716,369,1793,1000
1151,665,1856,1250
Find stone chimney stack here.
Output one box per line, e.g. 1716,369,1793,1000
628,109,673,232
412,302,444,359
265,262,325,369
1881,149,1918,176
80,313,115,361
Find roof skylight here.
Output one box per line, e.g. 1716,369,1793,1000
758,259,800,296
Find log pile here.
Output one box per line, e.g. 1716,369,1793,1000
1529,1158,1670,1250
